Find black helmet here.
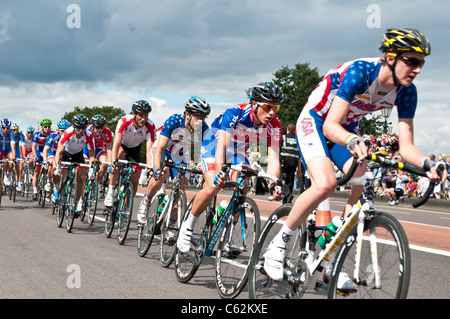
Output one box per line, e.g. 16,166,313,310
250,82,284,103
72,114,89,127
379,27,431,56
91,114,106,128
132,100,152,113
185,96,211,116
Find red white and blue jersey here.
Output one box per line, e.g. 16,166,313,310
305,57,417,127
45,132,61,157
201,104,282,172
159,113,208,157
32,130,52,154
86,125,113,149
115,114,156,148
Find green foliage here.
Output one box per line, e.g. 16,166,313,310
62,106,126,130
273,63,322,132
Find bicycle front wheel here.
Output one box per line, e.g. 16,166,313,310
160,190,187,268
327,211,411,299
215,197,260,299
248,204,309,299
117,183,134,245
65,180,77,233
137,192,165,257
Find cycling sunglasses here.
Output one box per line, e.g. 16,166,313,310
398,55,425,68
256,102,280,113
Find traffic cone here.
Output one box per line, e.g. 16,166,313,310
316,198,331,227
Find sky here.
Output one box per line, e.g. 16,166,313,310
0,0,449,156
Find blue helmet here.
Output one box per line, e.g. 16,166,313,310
1,118,11,128
26,125,35,133
57,119,71,130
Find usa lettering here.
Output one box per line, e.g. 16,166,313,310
301,117,314,137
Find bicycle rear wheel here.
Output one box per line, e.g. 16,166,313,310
248,204,309,299
86,180,99,226
117,183,134,245
215,197,260,299
174,196,209,283
160,190,187,268
327,211,411,299
137,193,165,257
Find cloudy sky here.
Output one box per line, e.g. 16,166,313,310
0,0,449,156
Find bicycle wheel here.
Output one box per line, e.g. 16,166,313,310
137,193,165,257
215,197,261,299
10,169,17,202
117,183,134,245
174,196,209,283
160,190,187,268
248,204,309,299
104,206,116,238
65,180,77,233
327,211,411,299
56,180,68,227
86,179,99,226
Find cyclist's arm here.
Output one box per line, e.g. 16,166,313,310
110,132,123,163
323,96,368,159
105,142,112,163
145,139,154,167
152,135,169,171
42,145,50,162
32,142,38,159
214,129,231,174
397,118,439,183
266,143,281,187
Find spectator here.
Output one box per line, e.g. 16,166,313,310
434,153,448,199
406,175,418,197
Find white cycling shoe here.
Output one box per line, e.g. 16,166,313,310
263,241,286,281
177,223,193,253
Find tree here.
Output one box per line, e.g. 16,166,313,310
62,106,126,130
273,63,322,131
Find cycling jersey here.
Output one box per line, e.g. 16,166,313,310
32,130,52,160
13,132,26,158
24,135,33,156
87,125,113,149
115,114,156,148
297,57,418,171
157,113,209,163
201,103,283,172
45,132,62,158
59,127,95,155
0,130,15,154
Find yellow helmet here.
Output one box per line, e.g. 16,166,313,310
379,28,431,56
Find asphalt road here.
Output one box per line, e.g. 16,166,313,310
0,188,449,300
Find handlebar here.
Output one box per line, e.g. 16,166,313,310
160,156,203,176
338,153,434,208
222,164,283,187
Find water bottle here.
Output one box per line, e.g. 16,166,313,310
212,200,229,225
157,195,169,214
318,216,343,249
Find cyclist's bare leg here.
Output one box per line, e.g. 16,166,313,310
76,167,87,202
284,156,337,231
190,170,222,218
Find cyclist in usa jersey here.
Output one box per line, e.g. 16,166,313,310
137,96,210,223
0,118,16,186
31,118,53,200
53,114,95,216
264,28,440,289
82,114,113,187
43,119,71,196
177,82,284,253
104,100,156,207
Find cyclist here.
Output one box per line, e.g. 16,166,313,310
43,119,71,199
104,100,156,208
83,114,113,191
24,125,35,159
31,118,53,200
11,123,26,192
137,95,211,223
0,118,16,186
53,114,95,218
263,28,440,289
177,82,284,253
